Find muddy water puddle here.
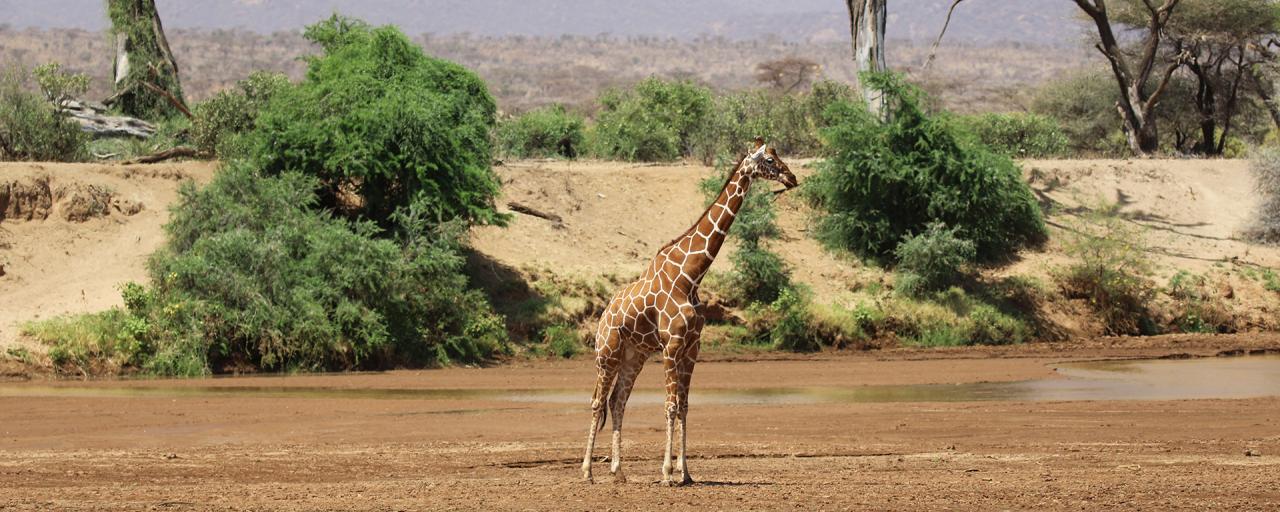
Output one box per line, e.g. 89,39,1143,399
2,355,1277,404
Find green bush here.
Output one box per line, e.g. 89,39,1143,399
25,308,148,373
806,72,1047,263
181,165,502,373
687,80,856,165
893,222,976,297
248,15,503,230
0,65,88,162
1030,70,1127,156
495,105,585,159
726,244,792,305
955,112,1069,158
967,303,1030,345
1056,202,1156,335
1165,271,1233,334
29,166,507,376
588,77,712,161
766,288,820,352
539,324,585,358
880,289,1031,347
33,62,90,104
191,71,289,157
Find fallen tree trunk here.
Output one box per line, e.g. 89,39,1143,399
123,146,198,164
60,100,156,139
507,201,565,228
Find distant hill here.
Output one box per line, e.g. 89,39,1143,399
1,0,1082,46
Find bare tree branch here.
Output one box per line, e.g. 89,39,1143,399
123,146,199,165
138,79,192,119
922,0,965,72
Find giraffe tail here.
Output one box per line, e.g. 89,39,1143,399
594,372,618,433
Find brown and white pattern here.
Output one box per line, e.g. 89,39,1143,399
581,139,798,486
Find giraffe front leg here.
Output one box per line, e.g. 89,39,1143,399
675,338,698,486
659,338,681,486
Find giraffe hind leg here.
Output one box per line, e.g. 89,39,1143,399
582,330,623,483
608,346,645,484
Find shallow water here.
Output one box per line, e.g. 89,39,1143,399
1,355,1277,404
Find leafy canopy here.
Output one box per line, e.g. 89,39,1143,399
806,73,1047,263
249,15,504,229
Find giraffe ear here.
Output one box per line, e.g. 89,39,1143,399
751,137,764,151
749,144,767,161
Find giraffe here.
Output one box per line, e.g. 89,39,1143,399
581,138,798,486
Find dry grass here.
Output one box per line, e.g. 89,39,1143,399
0,26,1091,115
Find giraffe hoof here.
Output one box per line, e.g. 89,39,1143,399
659,479,676,487
680,474,695,486
612,472,627,484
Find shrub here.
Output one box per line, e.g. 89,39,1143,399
1030,70,1122,156
0,65,88,162
955,112,1069,158
588,77,712,161
539,324,585,358
766,287,820,352
880,289,1031,347
967,303,1030,345
32,62,90,104
495,105,585,158
25,308,148,374
1165,271,1233,333
247,15,503,230
806,72,1047,263
1056,202,1156,335
30,165,507,376
893,222,976,297
726,244,792,305
689,80,855,165
156,165,505,372
1245,147,1280,245
191,71,289,157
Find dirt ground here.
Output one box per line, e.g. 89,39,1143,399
0,162,216,350
1,335,1279,511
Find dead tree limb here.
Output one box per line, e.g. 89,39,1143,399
139,79,192,119
123,146,198,164
507,202,565,227
922,0,965,72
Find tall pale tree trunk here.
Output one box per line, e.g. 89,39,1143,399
846,0,887,118
106,0,186,119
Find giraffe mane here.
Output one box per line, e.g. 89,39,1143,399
657,152,749,252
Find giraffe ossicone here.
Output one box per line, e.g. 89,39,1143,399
581,138,798,486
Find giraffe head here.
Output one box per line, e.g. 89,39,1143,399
742,137,798,191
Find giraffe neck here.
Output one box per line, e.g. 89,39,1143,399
669,165,753,287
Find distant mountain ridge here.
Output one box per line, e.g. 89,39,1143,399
1,0,1081,46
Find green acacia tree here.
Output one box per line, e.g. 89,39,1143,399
105,0,186,119
248,15,505,231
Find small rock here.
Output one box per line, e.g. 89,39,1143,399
0,264,5,277
1245,449,1261,457
163,453,179,460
